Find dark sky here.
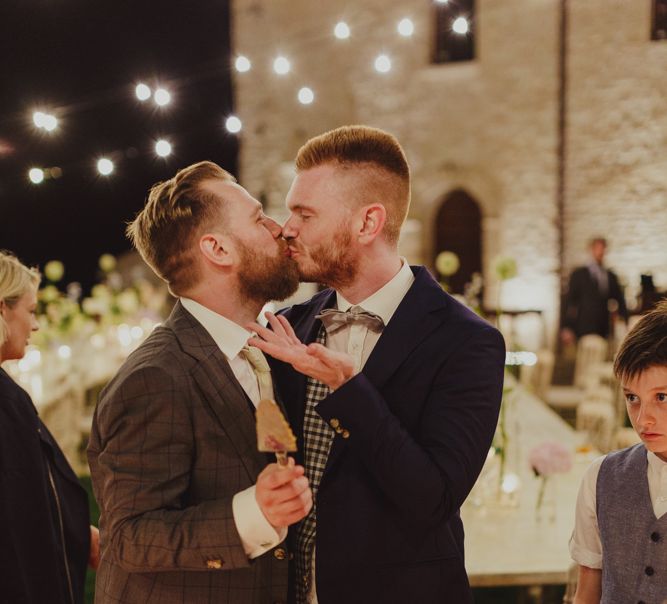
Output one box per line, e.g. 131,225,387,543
0,0,236,290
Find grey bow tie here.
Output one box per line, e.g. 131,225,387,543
316,305,385,335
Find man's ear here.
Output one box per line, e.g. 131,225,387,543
357,203,386,244
199,233,234,267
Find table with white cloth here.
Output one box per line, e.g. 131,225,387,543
462,379,598,588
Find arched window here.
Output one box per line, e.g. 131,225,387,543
434,189,482,294
432,0,475,64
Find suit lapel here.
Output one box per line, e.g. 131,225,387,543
363,267,449,388
167,301,266,479
324,267,449,473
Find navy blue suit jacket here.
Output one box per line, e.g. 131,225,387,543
271,266,505,604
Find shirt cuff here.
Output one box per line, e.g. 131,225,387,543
569,534,603,570
232,485,287,559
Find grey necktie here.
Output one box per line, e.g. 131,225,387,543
240,345,274,400
316,305,384,336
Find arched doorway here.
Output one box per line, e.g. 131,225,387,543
434,189,482,294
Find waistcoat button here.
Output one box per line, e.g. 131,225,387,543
645,566,654,576
651,531,660,542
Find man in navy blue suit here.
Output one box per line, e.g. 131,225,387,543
250,125,505,604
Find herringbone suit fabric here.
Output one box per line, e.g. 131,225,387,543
88,301,288,603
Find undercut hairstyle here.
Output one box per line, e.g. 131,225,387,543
0,251,40,346
614,300,667,382
126,161,235,296
295,125,411,246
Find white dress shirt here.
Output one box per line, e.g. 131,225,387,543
569,448,667,569
308,259,415,603
180,297,286,559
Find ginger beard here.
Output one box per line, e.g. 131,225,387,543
289,221,358,290
235,237,300,304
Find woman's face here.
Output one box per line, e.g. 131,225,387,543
0,287,39,362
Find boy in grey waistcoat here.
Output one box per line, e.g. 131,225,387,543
570,300,667,604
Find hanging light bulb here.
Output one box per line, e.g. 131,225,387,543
334,21,351,39
225,116,242,133
374,54,392,73
397,18,415,37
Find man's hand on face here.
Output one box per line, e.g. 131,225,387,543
255,457,313,528
248,313,355,391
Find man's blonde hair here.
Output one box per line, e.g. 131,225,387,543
295,125,411,246
0,251,40,346
126,161,235,295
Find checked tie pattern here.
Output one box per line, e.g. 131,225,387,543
295,324,332,603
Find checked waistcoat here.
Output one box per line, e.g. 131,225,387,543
295,325,333,604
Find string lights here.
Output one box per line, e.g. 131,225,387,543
225,115,242,134
96,158,114,176
155,139,172,157
32,111,58,132
135,83,151,101
23,3,471,183
29,168,45,184
235,55,251,73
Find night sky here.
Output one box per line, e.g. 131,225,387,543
0,0,236,290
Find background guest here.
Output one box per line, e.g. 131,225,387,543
561,237,628,345
0,250,99,604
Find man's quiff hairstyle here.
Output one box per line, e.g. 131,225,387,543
295,125,410,246
614,300,667,382
126,161,235,296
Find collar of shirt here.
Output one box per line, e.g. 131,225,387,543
180,297,251,360
335,258,414,325
647,449,667,476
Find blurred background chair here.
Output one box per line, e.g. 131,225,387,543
545,335,609,421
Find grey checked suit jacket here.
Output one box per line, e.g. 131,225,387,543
88,301,288,604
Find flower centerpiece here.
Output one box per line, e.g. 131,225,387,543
435,251,460,292
528,441,573,522
492,255,517,328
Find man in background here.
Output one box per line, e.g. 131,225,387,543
561,236,628,345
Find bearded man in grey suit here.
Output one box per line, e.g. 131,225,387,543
88,161,312,604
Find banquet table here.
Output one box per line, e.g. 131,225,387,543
462,380,599,588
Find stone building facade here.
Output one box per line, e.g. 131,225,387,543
231,0,667,347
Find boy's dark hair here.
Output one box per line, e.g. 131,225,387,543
614,300,667,381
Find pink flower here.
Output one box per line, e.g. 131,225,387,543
529,441,573,476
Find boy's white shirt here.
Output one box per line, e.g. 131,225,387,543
569,448,667,569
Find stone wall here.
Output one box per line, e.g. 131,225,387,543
566,0,667,305
232,0,667,347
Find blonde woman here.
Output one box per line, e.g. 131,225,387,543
0,251,98,603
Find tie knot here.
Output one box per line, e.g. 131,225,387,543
316,306,385,336
240,345,271,373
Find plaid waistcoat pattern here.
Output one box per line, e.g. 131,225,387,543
295,325,332,603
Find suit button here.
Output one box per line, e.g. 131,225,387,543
206,559,224,569
651,531,660,542
273,548,286,560
329,418,340,429
645,566,654,576
341,429,350,439
335,425,343,434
